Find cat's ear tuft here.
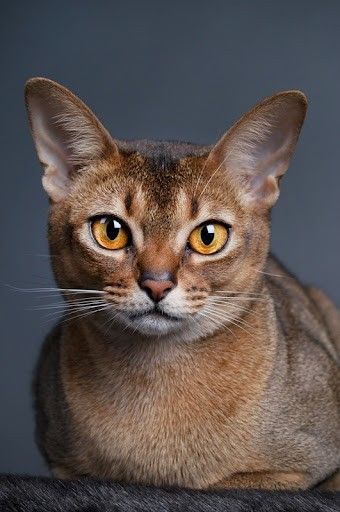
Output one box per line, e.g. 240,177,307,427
25,77,117,202
208,91,307,210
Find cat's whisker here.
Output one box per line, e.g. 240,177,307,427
211,293,270,302
205,302,256,327
196,309,224,329
207,298,263,318
207,297,262,316
6,285,105,295
212,289,268,296
43,300,108,319
189,315,209,339
58,303,113,324
41,298,107,314
205,313,255,340
203,305,256,339
212,292,277,306
254,269,290,278
208,294,261,303
47,300,107,316
29,293,103,301
101,309,125,336
196,310,235,337
32,298,107,311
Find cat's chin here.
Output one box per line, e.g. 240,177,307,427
121,311,185,337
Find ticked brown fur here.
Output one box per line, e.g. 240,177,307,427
26,78,339,490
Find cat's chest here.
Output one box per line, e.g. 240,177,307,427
63,355,264,487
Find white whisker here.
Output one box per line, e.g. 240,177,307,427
58,303,112,324
32,298,107,311
255,269,289,278
6,285,105,295
211,296,269,303
102,309,124,336
212,289,267,296
196,310,235,337
205,303,255,327
203,305,256,338
208,297,263,317
208,298,263,317
45,301,107,318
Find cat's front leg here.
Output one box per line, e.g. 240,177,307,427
211,471,310,490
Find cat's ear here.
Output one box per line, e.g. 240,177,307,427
207,91,307,210
25,77,117,202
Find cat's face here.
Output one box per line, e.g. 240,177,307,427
48,145,270,338
26,78,307,340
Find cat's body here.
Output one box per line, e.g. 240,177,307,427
25,79,339,490
34,252,339,489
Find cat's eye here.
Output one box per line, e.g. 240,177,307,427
91,216,130,250
188,222,229,255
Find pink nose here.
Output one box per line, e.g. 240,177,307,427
141,279,175,302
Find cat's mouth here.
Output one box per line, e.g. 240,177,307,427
120,306,184,336
127,307,182,322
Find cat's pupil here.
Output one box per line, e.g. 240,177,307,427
106,219,121,240
201,224,215,245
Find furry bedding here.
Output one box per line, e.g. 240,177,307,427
0,475,339,512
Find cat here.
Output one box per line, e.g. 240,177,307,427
25,77,339,490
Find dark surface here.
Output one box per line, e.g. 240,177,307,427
0,475,339,512
0,1,340,475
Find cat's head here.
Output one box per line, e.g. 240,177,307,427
25,78,306,340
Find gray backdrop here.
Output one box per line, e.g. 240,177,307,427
1,1,339,475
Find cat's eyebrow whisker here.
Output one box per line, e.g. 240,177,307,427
191,159,208,198
196,148,232,201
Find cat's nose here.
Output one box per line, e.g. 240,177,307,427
139,272,175,302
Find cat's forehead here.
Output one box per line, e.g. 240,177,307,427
70,139,239,232
81,139,210,207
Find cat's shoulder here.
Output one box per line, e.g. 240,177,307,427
266,254,339,361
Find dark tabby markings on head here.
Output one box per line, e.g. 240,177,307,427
191,197,199,218
124,192,133,215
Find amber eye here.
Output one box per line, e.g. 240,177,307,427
188,222,229,255
91,216,130,250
